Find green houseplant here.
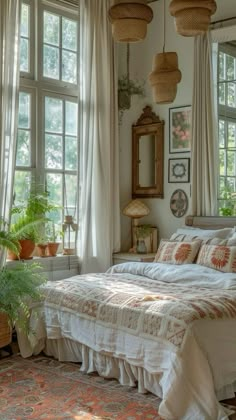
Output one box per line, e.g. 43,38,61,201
0,231,46,348
135,224,153,254
9,190,58,259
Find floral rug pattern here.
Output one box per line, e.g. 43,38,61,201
0,355,162,420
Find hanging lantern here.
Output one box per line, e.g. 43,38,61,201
169,0,217,37
62,215,78,256
108,0,153,43
149,52,182,104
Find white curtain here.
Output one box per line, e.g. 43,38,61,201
191,32,218,216
0,0,21,266
79,0,120,273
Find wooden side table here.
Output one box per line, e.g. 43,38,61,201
112,252,156,265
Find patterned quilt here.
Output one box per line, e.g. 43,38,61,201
41,267,236,350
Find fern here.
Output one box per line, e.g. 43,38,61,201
0,263,46,330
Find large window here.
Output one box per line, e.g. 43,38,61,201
218,42,236,215
15,0,79,228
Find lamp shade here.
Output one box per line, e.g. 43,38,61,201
108,0,153,43
149,52,182,104
169,0,217,37
123,199,150,218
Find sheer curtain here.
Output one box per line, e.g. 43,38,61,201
0,0,21,266
191,32,218,216
79,0,120,274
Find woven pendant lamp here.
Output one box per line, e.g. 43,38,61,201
149,0,181,104
149,52,182,104
169,0,217,37
108,0,153,43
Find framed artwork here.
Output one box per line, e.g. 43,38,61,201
168,158,190,183
170,189,188,218
169,105,191,153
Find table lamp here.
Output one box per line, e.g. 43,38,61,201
122,199,150,251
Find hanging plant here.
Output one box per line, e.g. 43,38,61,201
118,75,145,111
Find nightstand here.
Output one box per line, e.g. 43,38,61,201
112,252,156,265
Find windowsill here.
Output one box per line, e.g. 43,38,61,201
6,254,80,281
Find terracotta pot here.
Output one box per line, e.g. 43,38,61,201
36,243,48,258
46,242,59,257
7,239,35,260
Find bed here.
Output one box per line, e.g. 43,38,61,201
17,217,236,420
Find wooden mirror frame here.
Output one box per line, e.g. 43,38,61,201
132,106,164,198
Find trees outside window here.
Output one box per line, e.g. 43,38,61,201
218,43,236,215
15,0,79,232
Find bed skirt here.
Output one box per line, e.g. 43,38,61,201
44,337,163,399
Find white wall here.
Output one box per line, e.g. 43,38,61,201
118,0,236,251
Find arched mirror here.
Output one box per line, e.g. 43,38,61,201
132,106,164,198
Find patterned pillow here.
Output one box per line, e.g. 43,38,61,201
154,240,201,264
196,244,236,273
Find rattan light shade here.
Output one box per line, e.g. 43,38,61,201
169,0,217,37
108,0,153,43
149,52,182,104
123,199,150,219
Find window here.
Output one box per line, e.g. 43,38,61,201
15,0,79,229
217,42,236,215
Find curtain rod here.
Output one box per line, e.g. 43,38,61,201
211,16,236,26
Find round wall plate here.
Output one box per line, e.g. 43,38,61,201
170,189,188,218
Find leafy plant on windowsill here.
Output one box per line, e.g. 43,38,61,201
118,75,145,111
219,190,236,217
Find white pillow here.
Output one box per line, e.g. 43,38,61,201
172,227,234,239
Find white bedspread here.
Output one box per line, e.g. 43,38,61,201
17,262,236,420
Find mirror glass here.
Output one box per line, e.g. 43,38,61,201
139,134,156,187
132,106,164,198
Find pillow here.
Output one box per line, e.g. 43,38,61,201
154,240,201,265
170,232,228,246
172,227,234,239
196,244,236,273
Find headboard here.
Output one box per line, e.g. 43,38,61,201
185,215,236,229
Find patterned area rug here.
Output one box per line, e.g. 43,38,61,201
0,355,162,419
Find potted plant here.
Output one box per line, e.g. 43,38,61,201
0,232,46,349
135,224,153,254
45,221,62,257
9,190,58,260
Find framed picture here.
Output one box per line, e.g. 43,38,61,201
169,105,191,153
168,158,190,183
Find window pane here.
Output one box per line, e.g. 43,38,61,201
20,38,29,72
45,134,63,169
43,45,59,79
65,102,78,135
227,82,236,108
219,149,225,176
14,171,31,204
45,97,63,133
228,123,236,148
18,92,30,128
65,137,77,170
65,174,77,209
218,83,225,105
46,173,62,207
227,151,236,176
62,51,77,83
21,4,29,37
219,52,225,81
16,130,30,166
62,18,77,51
219,120,225,148
44,12,60,46
226,54,235,81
